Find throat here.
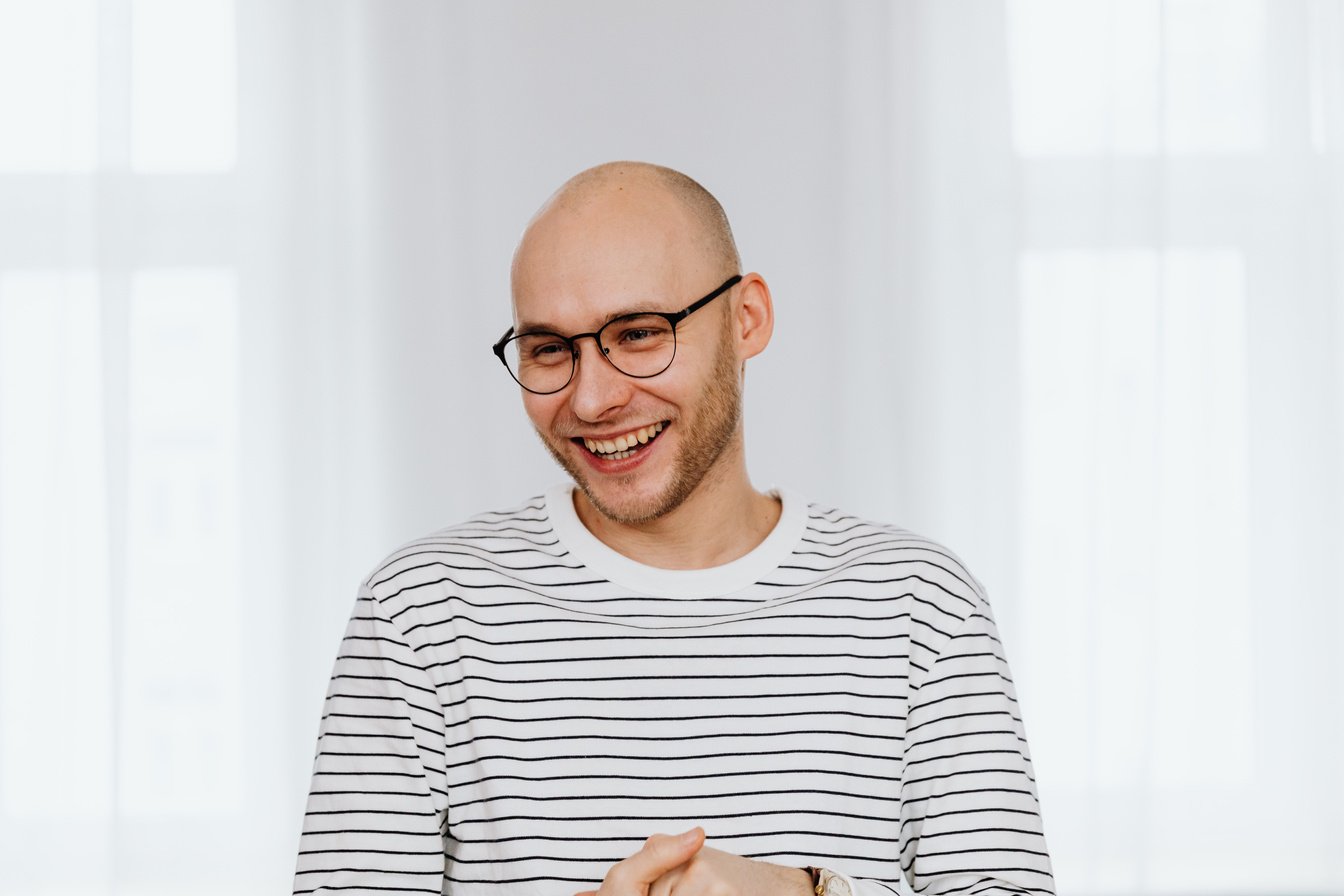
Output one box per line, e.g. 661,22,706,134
572,479,783,571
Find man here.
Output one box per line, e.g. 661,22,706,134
293,162,1054,896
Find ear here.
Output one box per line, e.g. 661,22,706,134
732,272,774,362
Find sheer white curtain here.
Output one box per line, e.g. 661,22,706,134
0,1,1340,894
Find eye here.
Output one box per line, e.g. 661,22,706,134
609,315,672,349
515,335,570,366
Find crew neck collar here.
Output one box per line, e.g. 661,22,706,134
544,482,807,599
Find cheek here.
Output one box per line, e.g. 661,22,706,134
662,355,715,405
521,394,561,433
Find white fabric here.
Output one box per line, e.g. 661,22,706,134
293,487,1053,895
544,484,808,599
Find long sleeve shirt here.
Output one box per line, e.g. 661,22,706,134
293,484,1055,896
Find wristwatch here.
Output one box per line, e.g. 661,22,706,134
806,866,853,896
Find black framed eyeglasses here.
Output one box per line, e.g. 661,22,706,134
492,274,742,395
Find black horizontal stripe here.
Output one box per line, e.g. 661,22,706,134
294,885,439,894
900,804,1046,833
911,845,1052,861
445,745,899,769
301,828,443,838
308,790,433,797
447,727,904,748
435,670,909,688
305,808,437,818
451,764,905,790
294,866,439,876
452,827,899,846
441,707,905,730
905,749,1027,770
448,806,908,827
450,787,902,810
329,671,438,698
435,689,906,710
295,494,1053,895
299,848,443,856
432,648,912,668
905,709,1019,735
401,628,915,653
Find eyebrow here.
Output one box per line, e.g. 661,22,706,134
515,304,671,336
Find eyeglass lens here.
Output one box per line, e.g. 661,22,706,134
503,313,678,393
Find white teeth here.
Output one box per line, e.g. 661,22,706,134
582,422,668,457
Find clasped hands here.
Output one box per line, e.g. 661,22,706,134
574,827,814,896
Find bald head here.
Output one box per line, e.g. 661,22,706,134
512,162,742,295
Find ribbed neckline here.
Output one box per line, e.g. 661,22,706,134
544,482,807,599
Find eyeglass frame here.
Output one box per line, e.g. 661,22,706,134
491,274,743,395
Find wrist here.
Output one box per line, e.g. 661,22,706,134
804,865,854,896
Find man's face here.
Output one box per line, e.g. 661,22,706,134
510,191,744,525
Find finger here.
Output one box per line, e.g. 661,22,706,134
606,827,705,891
649,865,681,896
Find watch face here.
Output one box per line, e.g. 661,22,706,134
819,869,853,896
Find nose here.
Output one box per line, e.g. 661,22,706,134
567,335,632,421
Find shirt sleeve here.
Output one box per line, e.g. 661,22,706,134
888,604,1055,896
292,583,450,895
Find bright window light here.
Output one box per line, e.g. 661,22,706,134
120,268,242,815
1164,0,1265,153
1008,0,1264,155
131,0,237,172
0,0,99,171
1019,248,1254,889
0,272,114,819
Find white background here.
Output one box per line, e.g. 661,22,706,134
0,1,1341,893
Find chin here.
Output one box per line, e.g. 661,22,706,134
569,455,683,525
578,480,680,525
534,429,686,525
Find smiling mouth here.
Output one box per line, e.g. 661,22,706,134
573,421,668,460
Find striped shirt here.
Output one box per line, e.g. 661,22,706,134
293,484,1054,896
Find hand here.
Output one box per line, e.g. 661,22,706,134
575,827,814,896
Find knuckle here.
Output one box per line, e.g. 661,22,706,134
605,860,638,887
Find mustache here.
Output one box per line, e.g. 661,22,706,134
549,414,674,440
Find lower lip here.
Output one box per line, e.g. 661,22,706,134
577,426,667,474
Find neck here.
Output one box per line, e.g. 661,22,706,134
572,449,782,570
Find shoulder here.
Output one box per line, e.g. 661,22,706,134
360,493,577,601
795,499,991,626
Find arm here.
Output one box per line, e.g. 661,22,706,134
292,584,450,895
896,606,1055,896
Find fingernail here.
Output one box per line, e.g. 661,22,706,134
680,827,701,843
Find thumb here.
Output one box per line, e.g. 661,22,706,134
615,827,705,888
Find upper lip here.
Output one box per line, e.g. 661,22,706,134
572,421,667,440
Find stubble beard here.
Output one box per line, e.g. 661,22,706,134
535,330,743,526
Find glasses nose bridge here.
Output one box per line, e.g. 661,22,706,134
568,328,615,368
563,327,631,401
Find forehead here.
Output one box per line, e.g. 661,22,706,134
510,187,708,332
